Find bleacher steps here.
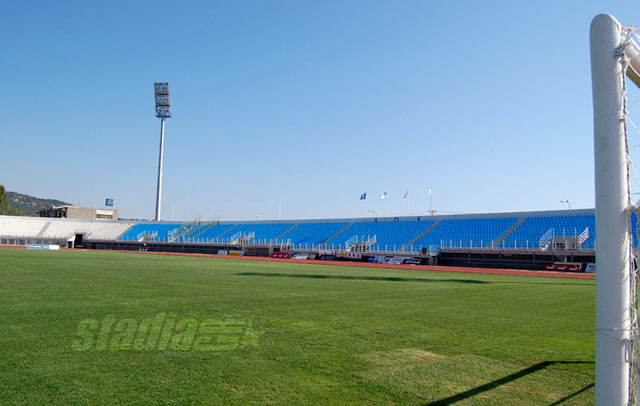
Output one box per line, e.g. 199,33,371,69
323,223,354,245
36,221,51,238
275,224,298,243
215,224,238,241
116,224,135,240
192,223,214,241
494,217,527,247
348,235,378,252
171,218,200,241
403,220,441,250
178,222,213,242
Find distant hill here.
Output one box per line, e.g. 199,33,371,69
6,190,70,216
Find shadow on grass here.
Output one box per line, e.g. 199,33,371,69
235,272,489,284
424,361,594,405
547,382,595,405
491,280,595,287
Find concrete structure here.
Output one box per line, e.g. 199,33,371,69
39,205,118,220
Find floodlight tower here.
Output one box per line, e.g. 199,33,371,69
154,82,171,221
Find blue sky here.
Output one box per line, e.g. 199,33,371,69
1,1,639,221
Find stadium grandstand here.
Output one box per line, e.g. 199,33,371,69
0,208,600,270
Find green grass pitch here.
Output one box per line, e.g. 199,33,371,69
0,249,594,405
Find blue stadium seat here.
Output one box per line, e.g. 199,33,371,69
115,211,603,252
277,222,351,247
501,215,595,249
119,223,188,242
330,220,435,252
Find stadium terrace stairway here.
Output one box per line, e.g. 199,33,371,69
403,219,441,251
322,223,354,246
36,221,51,238
329,220,435,252
120,223,189,242
116,224,134,240
493,217,527,246
184,223,235,242
171,219,201,241
500,215,596,249
224,223,296,244
275,224,299,242
276,222,351,247
408,217,519,251
176,222,212,242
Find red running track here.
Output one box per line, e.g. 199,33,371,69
1,245,595,280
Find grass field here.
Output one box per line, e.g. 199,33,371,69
0,248,595,405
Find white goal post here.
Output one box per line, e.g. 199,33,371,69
590,13,640,406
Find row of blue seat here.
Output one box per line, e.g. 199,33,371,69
502,215,595,249
408,218,518,250
119,213,601,250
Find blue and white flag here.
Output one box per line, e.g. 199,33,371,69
380,192,387,200
105,198,114,207
360,193,367,200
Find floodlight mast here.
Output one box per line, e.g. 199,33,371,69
154,82,171,222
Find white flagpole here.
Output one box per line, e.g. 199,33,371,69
406,190,409,216
383,193,388,216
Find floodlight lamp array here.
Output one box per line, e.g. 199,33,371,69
154,82,171,118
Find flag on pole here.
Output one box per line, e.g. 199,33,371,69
360,193,367,200
404,190,408,199
105,198,114,207
380,192,387,200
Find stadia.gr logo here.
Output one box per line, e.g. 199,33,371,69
71,313,263,351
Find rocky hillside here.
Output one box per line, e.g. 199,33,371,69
5,190,70,216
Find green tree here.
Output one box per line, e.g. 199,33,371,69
0,185,8,215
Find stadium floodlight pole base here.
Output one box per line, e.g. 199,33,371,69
590,13,631,406
154,118,166,222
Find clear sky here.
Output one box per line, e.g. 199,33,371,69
1,1,639,221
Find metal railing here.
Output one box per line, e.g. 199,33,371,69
5,231,597,257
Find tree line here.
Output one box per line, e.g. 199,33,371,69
0,185,8,215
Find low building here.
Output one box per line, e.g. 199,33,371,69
39,205,118,220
